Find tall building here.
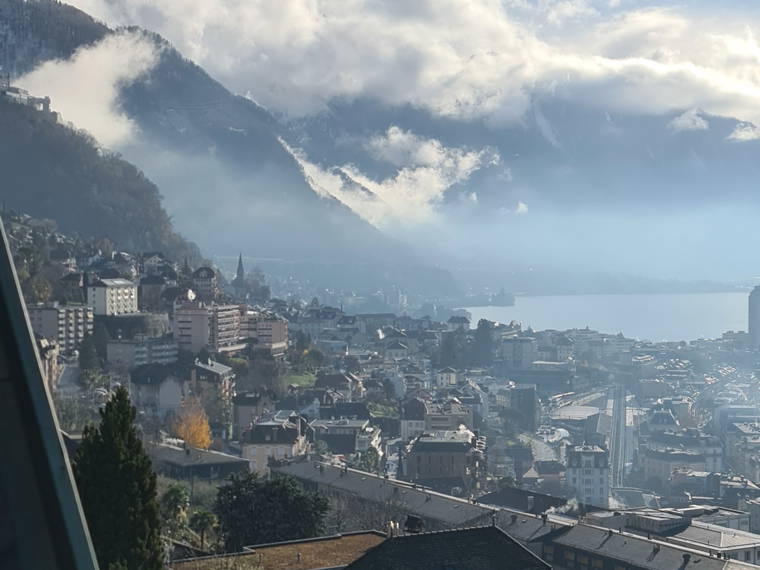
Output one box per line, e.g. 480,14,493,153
174,301,245,353
566,445,610,508
749,286,760,350
86,278,138,316
27,302,94,352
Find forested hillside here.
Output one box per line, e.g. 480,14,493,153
0,98,202,262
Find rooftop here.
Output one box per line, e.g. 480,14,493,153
346,525,550,569
273,461,492,527
172,531,385,570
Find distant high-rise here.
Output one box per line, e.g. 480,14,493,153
749,287,760,350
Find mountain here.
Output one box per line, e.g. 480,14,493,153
0,0,463,298
0,96,202,263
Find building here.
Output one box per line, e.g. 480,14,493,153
174,301,210,352
174,302,245,353
642,448,705,491
346,526,550,570
400,398,427,441
272,460,494,531
401,427,486,495
106,334,179,369
130,366,187,418
425,399,473,432
500,337,538,369
208,303,245,353
172,532,386,570
435,367,458,387
138,274,166,311
447,315,470,331
750,286,760,350
192,266,218,302
508,384,538,432
27,302,93,351
147,443,248,479
241,310,288,357
311,418,382,456
232,390,277,439
86,278,138,316
241,411,310,474
566,445,610,508
190,359,236,438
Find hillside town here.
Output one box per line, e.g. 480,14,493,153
10,205,760,568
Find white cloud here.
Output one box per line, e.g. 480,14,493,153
728,122,760,142
283,128,498,227
66,0,760,127
18,31,159,147
668,108,709,132
516,201,529,214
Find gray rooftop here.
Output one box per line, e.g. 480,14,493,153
273,460,492,527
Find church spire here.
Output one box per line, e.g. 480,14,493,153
235,253,245,283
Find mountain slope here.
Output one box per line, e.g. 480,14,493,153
0,97,202,263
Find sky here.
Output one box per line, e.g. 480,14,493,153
22,0,760,283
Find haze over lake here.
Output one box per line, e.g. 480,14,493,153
466,292,750,342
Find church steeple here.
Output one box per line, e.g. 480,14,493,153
234,253,245,285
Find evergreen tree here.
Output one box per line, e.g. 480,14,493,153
215,473,328,552
73,387,163,569
78,333,100,371
472,319,495,366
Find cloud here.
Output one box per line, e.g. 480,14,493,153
18,31,159,147
283,127,499,227
516,201,529,214
727,122,760,142
67,0,760,127
668,108,709,132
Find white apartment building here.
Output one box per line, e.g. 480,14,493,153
87,278,138,316
27,303,93,351
567,445,610,508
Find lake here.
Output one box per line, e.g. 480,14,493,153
465,292,749,342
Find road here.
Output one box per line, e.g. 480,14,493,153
519,433,559,463
609,384,627,488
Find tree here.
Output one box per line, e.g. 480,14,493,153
358,448,380,474
189,509,217,550
172,397,212,449
215,473,329,552
73,387,163,570
161,483,190,537
78,333,100,372
305,348,325,370
472,319,495,366
92,320,111,361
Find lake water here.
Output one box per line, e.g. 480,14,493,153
465,292,750,342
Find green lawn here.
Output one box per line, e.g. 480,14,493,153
283,372,316,388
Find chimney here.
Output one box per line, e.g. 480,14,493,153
527,495,535,513
510,514,517,525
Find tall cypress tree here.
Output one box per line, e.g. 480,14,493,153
74,387,163,570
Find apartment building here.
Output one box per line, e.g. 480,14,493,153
87,278,138,316
566,445,610,509
27,302,93,351
174,302,245,353
106,334,179,368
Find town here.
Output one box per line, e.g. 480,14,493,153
8,206,760,569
